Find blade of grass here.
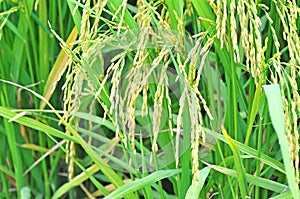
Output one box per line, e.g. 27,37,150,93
185,167,210,199
0,106,77,142
205,163,288,193
270,190,300,199
0,164,14,178
5,20,24,41
203,127,285,174
222,126,248,198
140,132,153,199
255,117,264,199
0,86,24,197
52,164,105,199
23,140,65,175
179,100,192,199
36,2,52,192
0,162,10,198
67,0,82,32
245,79,262,146
263,84,299,199
190,0,215,30
9,0,34,84
104,169,181,199
37,0,49,92
165,0,184,30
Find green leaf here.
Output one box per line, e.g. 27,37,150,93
0,106,77,142
179,100,192,198
21,186,31,199
104,169,181,199
165,0,184,30
190,0,215,30
245,79,262,145
203,127,285,174
263,84,299,199
67,0,82,32
222,127,248,198
52,164,107,199
207,163,287,193
270,190,300,199
185,167,210,199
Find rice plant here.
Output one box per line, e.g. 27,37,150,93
0,0,299,198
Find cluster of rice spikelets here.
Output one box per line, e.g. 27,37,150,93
56,0,111,181
212,0,267,80
98,0,213,186
237,0,265,83
215,0,227,49
213,0,299,185
176,34,214,184
53,0,299,188
272,0,300,184
59,0,91,180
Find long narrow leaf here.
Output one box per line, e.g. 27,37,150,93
206,163,288,193
222,127,248,198
104,169,181,199
270,190,300,199
0,106,77,142
185,167,210,199
263,84,299,199
52,164,101,199
203,127,285,173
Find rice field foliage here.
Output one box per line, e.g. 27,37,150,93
0,0,299,198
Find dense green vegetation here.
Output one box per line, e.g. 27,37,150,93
0,0,299,198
